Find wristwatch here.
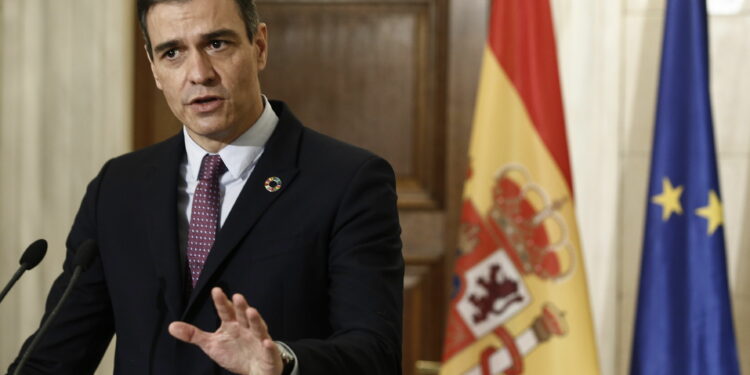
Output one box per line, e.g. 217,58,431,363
278,342,295,375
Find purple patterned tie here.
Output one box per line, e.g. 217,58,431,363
187,154,227,287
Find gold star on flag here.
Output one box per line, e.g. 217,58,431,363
652,177,684,221
695,190,723,235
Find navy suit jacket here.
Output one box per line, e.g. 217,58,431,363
8,101,404,374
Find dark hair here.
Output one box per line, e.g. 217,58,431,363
137,0,259,59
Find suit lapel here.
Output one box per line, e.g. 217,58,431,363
185,102,303,315
143,134,187,321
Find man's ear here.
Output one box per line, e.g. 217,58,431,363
254,23,268,71
145,44,163,90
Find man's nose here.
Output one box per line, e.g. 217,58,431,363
187,51,217,85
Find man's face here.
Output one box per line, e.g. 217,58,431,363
147,0,267,150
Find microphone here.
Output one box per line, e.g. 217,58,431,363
12,239,98,375
0,239,48,305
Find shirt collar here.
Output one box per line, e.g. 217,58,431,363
183,96,278,181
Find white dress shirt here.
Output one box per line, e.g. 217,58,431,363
177,96,277,232
176,96,300,374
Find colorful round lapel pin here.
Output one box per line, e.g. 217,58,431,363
264,176,282,192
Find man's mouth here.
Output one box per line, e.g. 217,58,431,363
190,95,222,104
188,96,224,113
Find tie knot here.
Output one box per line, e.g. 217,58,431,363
198,154,227,181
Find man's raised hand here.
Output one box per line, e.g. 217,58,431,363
168,287,283,375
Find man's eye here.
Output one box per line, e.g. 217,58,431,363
210,40,225,49
164,49,178,59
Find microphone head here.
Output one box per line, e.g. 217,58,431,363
73,239,98,271
20,239,48,270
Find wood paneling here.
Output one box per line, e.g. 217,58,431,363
403,257,445,375
258,0,445,209
403,265,428,375
133,26,181,148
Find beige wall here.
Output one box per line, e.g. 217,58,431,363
553,0,750,374
551,1,622,374
0,0,132,373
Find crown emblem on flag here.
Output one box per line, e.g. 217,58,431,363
447,164,576,359
459,164,576,283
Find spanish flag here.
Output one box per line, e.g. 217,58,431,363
440,1,600,374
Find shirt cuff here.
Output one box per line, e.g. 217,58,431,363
276,341,300,375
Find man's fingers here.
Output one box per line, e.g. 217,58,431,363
168,321,210,346
232,294,250,328
211,287,236,322
245,306,270,340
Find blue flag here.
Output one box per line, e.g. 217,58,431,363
630,1,741,374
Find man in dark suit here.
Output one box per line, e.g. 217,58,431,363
7,0,403,374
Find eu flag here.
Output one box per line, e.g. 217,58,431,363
630,0,741,374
